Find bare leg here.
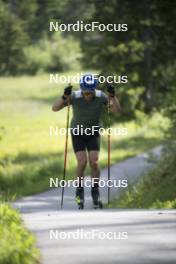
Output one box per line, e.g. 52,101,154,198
88,150,100,183
88,151,102,207
75,151,87,183
75,151,87,207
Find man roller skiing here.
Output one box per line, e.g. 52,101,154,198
52,74,121,209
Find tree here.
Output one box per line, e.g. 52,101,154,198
0,1,28,75
76,0,176,116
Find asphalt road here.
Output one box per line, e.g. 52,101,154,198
13,146,176,264
22,209,176,264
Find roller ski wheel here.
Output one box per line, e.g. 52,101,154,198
91,186,103,209
93,200,103,209
76,197,84,210
75,187,84,210
78,201,84,210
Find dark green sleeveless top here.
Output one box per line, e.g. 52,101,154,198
70,89,108,129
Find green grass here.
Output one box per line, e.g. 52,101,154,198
0,203,40,264
0,73,169,200
108,144,176,209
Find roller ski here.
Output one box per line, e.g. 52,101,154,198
91,187,103,209
76,187,84,210
93,199,103,209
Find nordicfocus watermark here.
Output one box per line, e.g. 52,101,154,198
49,229,128,240
50,178,128,188
49,125,128,137
50,21,128,32
49,73,128,85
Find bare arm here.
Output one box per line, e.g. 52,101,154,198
52,97,67,111
52,85,72,112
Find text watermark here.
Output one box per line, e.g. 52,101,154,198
50,21,128,32
49,229,128,240
49,126,128,137
49,73,128,85
50,178,128,188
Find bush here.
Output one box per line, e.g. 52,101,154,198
0,204,39,264
23,32,82,74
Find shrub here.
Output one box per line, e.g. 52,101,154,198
23,32,82,74
0,204,39,264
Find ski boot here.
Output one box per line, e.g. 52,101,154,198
76,187,84,210
91,187,103,209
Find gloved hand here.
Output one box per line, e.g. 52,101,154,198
107,84,115,97
62,84,72,100
64,84,72,96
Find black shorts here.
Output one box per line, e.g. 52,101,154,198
71,132,100,153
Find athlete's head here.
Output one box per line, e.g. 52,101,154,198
80,74,99,101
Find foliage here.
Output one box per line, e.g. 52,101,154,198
0,1,29,75
0,203,39,264
0,0,81,75
109,143,176,209
23,33,82,74
76,0,176,115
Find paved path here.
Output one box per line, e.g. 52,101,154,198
22,210,176,264
13,146,176,264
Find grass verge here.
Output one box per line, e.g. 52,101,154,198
108,143,176,209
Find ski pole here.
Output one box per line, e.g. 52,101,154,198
107,94,111,205
61,84,72,209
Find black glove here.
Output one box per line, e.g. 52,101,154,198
64,85,72,96
107,85,115,97
62,84,72,100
